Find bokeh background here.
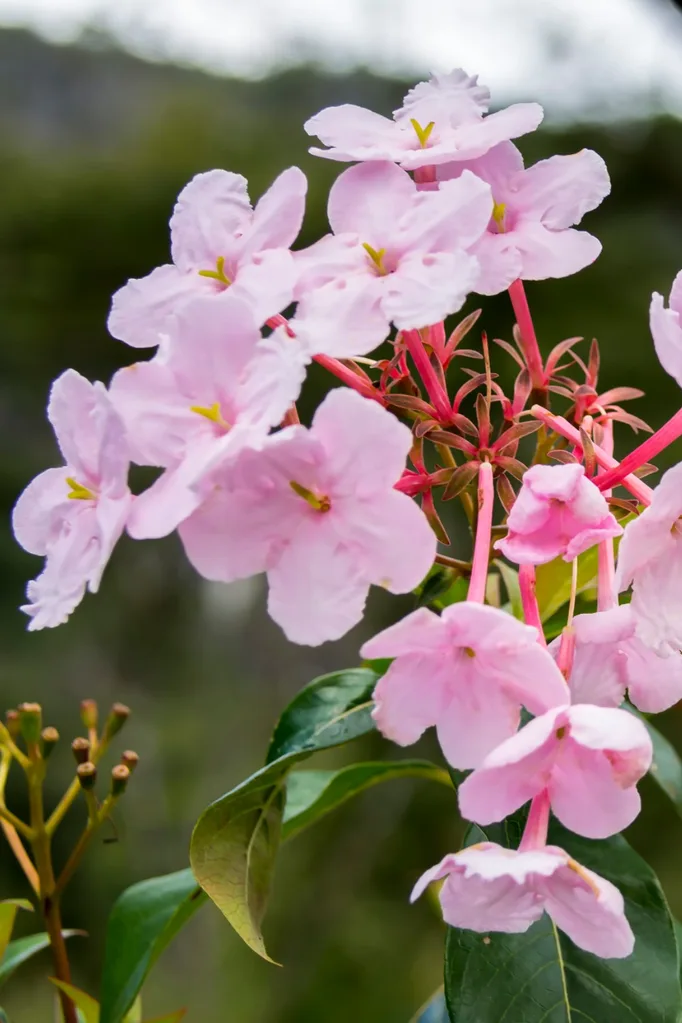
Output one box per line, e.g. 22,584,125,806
1,1,682,1019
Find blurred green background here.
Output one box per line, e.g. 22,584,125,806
1,6,682,1020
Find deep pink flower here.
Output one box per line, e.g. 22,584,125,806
110,293,306,539
616,461,682,656
360,603,568,769
178,388,436,645
650,271,682,387
108,167,307,347
438,142,610,294
12,370,132,629
411,842,633,958
495,463,622,565
458,704,652,839
295,161,491,337
305,69,543,170
553,605,682,713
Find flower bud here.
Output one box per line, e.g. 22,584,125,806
111,764,130,797
40,727,59,760
4,710,20,740
120,750,139,774
77,762,97,790
71,737,91,765
102,703,130,742
80,699,98,733
18,703,42,746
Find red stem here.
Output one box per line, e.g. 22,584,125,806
518,564,546,645
466,463,494,604
597,420,617,611
530,405,653,506
403,329,452,422
508,280,545,390
595,406,682,493
313,354,381,403
518,789,551,852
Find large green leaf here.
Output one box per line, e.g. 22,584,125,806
0,901,32,961
282,760,451,841
0,931,80,988
99,869,204,1023
630,708,682,817
191,668,381,963
410,988,448,1022
444,819,682,1022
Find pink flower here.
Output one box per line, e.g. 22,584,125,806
360,603,568,769
411,842,633,958
495,463,622,566
295,161,491,336
616,461,682,656
438,142,610,294
110,292,306,540
305,69,543,170
108,167,307,348
458,704,652,839
178,388,436,645
12,370,132,629
650,271,682,387
553,605,682,713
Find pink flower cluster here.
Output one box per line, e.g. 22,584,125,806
13,67,682,961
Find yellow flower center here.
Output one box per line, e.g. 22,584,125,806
190,402,231,430
197,255,232,286
66,477,95,501
492,201,507,232
362,242,389,276
289,480,331,513
410,118,435,148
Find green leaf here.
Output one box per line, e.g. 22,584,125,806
629,708,682,817
142,1013,186,1023
0,931,80,988
282,760,451,841
444,819,682,1022
410,988,448,1022
99,869,204,1023
535,546,600,622
123,995,142,1022
0,901,33,961
49,980,99,1023
266,667,379,763
414,566,467,609
192,667,380,962
494,560,523,620
0,1008,9,1022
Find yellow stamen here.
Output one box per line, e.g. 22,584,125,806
66,477,95,501
197,255,232,286
190,402,230,429
362,242,388,276
464,646,476,658
289,480,331,512
410,118,435,148
555,725,567,740
566,858,601,897
492,201,507,232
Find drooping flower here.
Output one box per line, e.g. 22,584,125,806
650,271,682,387
178,388,436,645
458,704,652,839
411,843,634,959
108,167,307,347
305,69,543,170
110,292,306,539
495,463,622,566
360,603,568,769
554,605,682,712
295,161,491,339
437,142,610,294
12,370,132,629
615,461,682,656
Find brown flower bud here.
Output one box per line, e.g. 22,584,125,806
111,764,130,797
40,726,59,759
4,710,20,739
80,699,98,732
71,737,91,765
77,762,97,790
120,750,139,774
102,703,131,742
18,703,42,745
